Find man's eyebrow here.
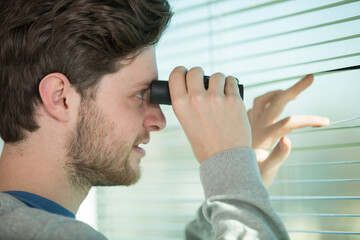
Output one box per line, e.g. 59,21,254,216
130,77,157,89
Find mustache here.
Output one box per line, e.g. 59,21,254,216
134,132,150,145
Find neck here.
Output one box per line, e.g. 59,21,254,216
0,142,89,215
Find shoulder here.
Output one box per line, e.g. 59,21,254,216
0,193,107,240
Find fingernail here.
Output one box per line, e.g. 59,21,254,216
279,139,287,151
321,118,330,125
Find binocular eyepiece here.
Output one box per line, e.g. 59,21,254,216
150,76,244,105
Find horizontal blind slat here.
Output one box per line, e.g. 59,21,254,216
245,67,360,88
271,196,360,201
174,0,224,13
226,52,360,76
292,141,360,152
291,125,360,135
172,0,286,29
214,34,360,65
166,0,354,43
287,230,360,235
273,179,360,184
160,17,360,59
282,160,360,167
279,213,360,217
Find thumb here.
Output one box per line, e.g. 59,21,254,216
259,136,291,188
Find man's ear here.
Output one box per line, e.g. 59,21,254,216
38,73,73,122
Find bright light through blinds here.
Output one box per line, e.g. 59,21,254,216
96,1,360,239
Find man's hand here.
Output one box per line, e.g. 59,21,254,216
169,66,251,164
248,75,330,188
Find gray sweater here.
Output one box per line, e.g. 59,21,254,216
0,148,289,240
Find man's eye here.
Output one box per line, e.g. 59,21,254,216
135,89,150,102
136,91,145,100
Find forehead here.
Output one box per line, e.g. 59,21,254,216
97,46,158,94
119,46,158,86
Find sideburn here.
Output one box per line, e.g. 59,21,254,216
65,99,140,192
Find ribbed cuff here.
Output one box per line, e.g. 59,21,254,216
200,148,265,199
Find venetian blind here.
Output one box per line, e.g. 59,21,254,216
95,1,360,239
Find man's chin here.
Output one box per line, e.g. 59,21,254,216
121,168,141,186
102,169,141,186
91,155,142,187
121,155,142,185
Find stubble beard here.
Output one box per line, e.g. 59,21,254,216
65,99,143,191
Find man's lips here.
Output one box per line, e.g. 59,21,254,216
134,145,146,156
133,139,149,157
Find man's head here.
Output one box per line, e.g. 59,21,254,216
66,46,166,189
0,0,172,189
0,0,172,143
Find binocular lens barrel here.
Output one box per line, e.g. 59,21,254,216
150,76,244,105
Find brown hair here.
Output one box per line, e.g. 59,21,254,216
0,0,172,143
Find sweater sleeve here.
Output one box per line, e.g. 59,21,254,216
185,148,290,240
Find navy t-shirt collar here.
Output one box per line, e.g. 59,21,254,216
3,191,75,219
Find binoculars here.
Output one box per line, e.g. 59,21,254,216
150,76,244,105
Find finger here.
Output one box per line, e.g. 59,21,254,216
186,67,205,94
259,136,291,188
252,90,283,120
224,75,240,97
267,115,330,138
208,72,226,95
260,75,314,124
284,74,314,101
267,136,291,169
169,66,188,100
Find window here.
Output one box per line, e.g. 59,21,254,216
1,1,358,239
95,1,360,239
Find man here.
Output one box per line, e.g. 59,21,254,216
0,0,329,239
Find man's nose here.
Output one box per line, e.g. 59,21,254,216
143,102,166,131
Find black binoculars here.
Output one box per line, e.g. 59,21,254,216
150,76,244,105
